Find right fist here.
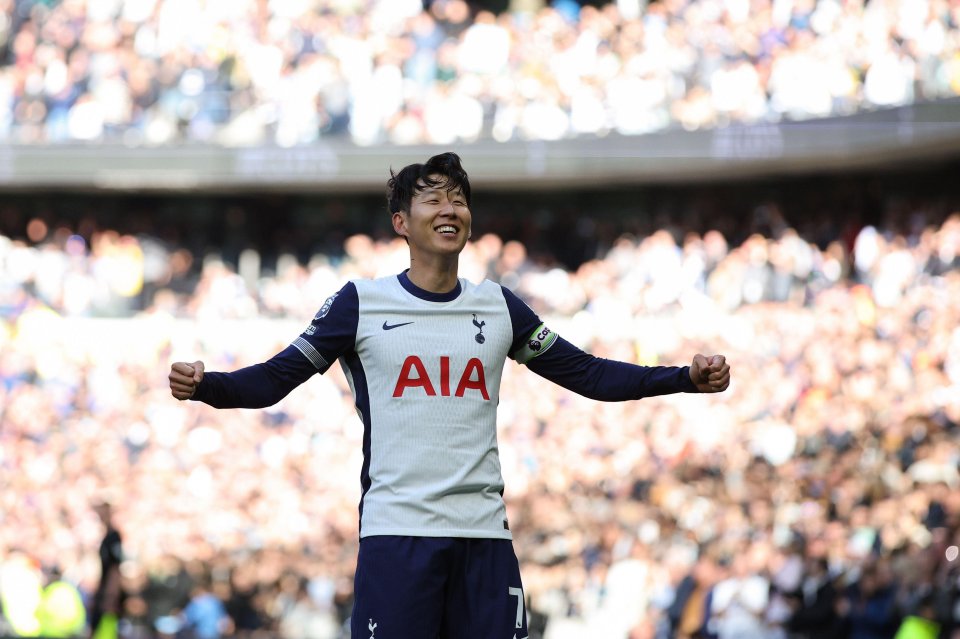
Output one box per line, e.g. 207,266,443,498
169,361,205,400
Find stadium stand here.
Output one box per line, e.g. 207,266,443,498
2,1,960,638
1,0,958,146
2,168,960,637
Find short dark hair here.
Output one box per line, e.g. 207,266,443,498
387,152,472,215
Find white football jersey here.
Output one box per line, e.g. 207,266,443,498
292,272,556,539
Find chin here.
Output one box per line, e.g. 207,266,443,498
436,237,467,252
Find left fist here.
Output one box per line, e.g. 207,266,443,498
690,354,730,393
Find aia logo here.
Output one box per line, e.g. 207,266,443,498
393,356,490,400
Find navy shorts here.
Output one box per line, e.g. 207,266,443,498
350,536,529,639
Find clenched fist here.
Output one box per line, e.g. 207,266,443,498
169,361,205,400
689,354,730,393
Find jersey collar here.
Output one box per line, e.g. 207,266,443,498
398,270,462,302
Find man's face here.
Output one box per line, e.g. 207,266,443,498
94,504,111,524
394,176,471,257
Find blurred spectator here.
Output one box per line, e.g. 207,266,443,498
785,556,842,639
893,594,940,639
276,576,340,639
90,501,124,639
140,555,193,629
0,552,44,637
224,564,265,637
37,565,87,639
181,572,232,639
836,560,901,639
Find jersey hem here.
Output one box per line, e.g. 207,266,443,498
359,527,513,540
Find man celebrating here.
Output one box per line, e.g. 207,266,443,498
169,152,730,639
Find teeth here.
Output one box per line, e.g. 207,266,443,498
436,226,456,234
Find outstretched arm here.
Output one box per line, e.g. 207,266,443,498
170,282,359,409
526,337,729,401
501,284,731,400
169,345,318,408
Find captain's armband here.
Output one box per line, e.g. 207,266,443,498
512,323,557,364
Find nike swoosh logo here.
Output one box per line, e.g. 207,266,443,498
382,321,414,331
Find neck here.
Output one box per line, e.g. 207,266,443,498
406,255,459,293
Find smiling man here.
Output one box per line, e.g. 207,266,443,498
169,152,731,639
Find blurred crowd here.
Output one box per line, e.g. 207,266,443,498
1,182,960,639
2,0,959,146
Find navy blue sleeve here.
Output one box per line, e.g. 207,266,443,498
192,345,318,408
192,282,359,409
526,337,697,401
500,285,697,401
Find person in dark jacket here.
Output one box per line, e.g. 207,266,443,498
785,556,842,639
837,560,900,639
89,501,124,639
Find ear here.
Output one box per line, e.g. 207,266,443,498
392,211,408,238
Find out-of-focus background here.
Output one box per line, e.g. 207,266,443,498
1,0,960,638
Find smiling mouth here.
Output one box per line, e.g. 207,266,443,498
435,225,458,236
